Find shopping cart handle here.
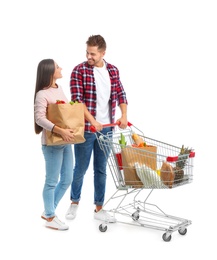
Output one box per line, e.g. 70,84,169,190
90,121,132,133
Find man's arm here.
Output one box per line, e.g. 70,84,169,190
116,103,128,129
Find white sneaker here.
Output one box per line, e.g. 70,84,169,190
45,216,69,230
94,209,116,223
65,204,79,220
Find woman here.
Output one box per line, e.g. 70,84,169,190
34,59,74,230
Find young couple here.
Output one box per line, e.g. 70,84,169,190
34,35,128,230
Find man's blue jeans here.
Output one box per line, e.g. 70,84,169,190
70,127,112,206
42,144,73,218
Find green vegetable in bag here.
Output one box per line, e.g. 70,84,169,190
119,133,127,147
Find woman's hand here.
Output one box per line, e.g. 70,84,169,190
52,125,75,142
60,129,75,142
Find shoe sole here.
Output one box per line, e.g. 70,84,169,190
45,226,69,231
46,226,69,231
46,226,58,230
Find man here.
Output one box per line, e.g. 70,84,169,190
66,35,128,222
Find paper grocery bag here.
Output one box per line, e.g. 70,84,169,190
46,103,85,146
121,145,157,188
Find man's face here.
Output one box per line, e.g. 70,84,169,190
86,45,105,67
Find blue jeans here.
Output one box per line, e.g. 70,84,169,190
70,127,112,206
42,144,73,218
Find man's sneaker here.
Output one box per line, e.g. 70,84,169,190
45,216,69,230
41,211,47,220
94,209,116,223
65,204,79,220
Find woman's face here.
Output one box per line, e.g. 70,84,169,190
53,62,62,80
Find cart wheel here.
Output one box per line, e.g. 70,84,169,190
162,233,172,242
178,228,187,235
99,224,107,232
132,212,139,221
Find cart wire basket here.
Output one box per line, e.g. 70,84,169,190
91,122,195,242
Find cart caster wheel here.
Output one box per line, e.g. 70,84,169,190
178,228,187,235
132,212,139,221
99,224,107,232
162,233,172,242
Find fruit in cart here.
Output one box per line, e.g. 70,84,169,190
132,133,146,147
176,145,192,169
138,142,146,147
156,169,161,176
173,145,192,184
173,166,184,184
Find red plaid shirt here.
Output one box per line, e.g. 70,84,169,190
70,60,128,132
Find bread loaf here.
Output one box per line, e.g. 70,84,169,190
132,133,145,146
160,161,175,188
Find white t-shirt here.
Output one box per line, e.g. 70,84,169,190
94,62,111,124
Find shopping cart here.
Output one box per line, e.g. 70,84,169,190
91,122,195,242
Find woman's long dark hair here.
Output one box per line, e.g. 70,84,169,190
34,59,55,134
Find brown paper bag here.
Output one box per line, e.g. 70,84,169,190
121,145,157,188
46,103,85,146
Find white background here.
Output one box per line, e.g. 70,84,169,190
1,0,216,259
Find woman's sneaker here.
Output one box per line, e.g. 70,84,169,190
65,204,79,220
45,216,69,230
94,209,116,223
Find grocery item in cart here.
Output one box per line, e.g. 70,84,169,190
135,162,167,188
173,145,192,184
160,161,175,188
121,145,157,188
132,133,146,147
119,133,127,147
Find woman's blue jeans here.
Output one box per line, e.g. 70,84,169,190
70,127,112,206
42,144,73,218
